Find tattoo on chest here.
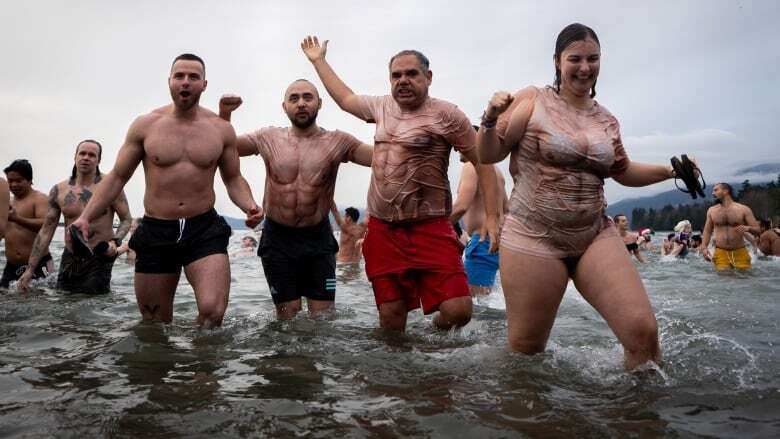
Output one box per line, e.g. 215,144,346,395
80,189,92,204
63,188,93,207
63,190,77,207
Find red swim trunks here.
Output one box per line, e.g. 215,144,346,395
362,216,469,314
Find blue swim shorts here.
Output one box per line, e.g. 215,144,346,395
464,233,499,287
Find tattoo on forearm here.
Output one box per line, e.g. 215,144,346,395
115,218,131,241
112,193,132,240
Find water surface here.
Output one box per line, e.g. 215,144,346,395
1,229,778,437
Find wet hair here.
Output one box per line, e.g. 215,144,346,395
691,234,702,243
667,233,675,240
554,23,600,98
760,219,771,229
613,213,626,222
70,139,102,183
345,207,360,222
388,50,430,73
4,159,33,181
172,53,206,76
716,182,734,197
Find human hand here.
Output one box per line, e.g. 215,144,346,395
7,207,17,222
301,35,329,63
245,205,264,229
485,91,514,120
702,247,711,261
219,94,243,116
71,216,90,243
105,240,118,258
480,214,501,253
17,269,33,293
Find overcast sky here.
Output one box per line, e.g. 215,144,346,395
2,1,778,217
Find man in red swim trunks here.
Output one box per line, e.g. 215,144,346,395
302,36,500,331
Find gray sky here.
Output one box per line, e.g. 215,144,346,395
2,1,778,217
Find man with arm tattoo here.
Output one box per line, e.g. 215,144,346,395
18,140,132,294
1,160,52,288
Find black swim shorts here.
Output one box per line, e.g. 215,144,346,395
259,217,339,305
129,208,232,274
57,248,116,294
0,253,53,288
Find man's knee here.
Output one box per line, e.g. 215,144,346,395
437,297,472,328
276,299,302,319
507,326,548,354
625,316,659,353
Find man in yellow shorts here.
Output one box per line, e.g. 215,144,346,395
701,183,760,270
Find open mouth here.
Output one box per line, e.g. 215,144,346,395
180,91,191,98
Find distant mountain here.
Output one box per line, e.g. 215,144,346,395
606,189,710,223
736,163,780,175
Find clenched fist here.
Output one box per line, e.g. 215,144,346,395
485,91,514,120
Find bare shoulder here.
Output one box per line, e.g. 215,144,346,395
131,108,167,134
32,189,49,203
202,107,235,139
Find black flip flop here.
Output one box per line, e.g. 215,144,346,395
670,156,703,200
69,224,93,258
681,154,706,198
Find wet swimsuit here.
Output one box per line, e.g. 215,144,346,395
464,232,499,287
129,209,231,274
363,217,469,314
259,217,338,305
625,242,639,252
0,253,53,288
712,247,751,270
496,86,628,268
56,248,116,294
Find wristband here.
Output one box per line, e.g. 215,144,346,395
480,111,498,129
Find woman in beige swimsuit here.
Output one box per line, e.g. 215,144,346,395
478,23,678,370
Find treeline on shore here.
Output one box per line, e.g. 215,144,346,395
630,176,780,231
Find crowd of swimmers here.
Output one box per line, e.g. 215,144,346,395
1,23,779,372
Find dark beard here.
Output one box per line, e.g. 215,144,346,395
290,113,317,129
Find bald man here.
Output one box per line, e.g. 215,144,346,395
219,79,373,319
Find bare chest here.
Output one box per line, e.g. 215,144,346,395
712,207,744,226
59,185,95,219
144,121,224,168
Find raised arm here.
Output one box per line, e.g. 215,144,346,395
75,117,146,238
477,88,536,164
301,36,364,119
0,178,8,240
218,94,258,157
330,202,345,228
18,185,61,292
450,162,478,224
218,125,263,228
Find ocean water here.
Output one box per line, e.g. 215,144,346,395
0,229,778,438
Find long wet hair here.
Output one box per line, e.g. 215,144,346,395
70,139,102,184
554,23,600,98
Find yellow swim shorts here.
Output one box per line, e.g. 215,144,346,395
712,247,752,270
